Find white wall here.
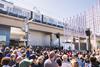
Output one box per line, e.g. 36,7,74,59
29,31,50,46
29,32,65,47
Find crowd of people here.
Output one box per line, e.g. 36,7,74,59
0,44,100,67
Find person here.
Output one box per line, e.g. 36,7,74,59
84,55,91,67
90,56,100,67
14,56,23,67
26,47,31,58
61,54,71,67
44,51,58,67
30,54,37,67
19,58,32,67
17,49,22,57
0,51,3,67
36,56,44,67
4,47,10,57
71,55,79,67
1,57,11,67
43,51,48,61
77,54,85,67
56,57,62,67
9,54,16,67
13,50,18,59
95,52,100,62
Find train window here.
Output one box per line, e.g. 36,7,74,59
33,13,41,22
42,15,48,23
19,10,23,16
27,12,31,19
13,8,17,14
6,7,9,11
7,7,12,13
22,10,24,16
48,18,53,23
18,9,22,15
0,3,4,8
25,13,27,17
23,12,26,17
14,7,22,15
7,7,10,12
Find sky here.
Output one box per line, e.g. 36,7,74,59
6,0,96,21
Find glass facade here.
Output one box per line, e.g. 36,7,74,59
0,25,10,46
0,35,6,45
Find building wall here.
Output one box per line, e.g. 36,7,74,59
28,31,65,47
28,30,50,46
60,36,65,46
0,25,10,46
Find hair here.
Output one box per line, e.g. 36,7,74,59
90,57,97,63
62,54,68,61
22,53,26,58
16,56,23,63
36,56,44,64
48,51,55,59
56,58,62,66
1,57,10,65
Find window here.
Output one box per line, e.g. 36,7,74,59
0,35,6,45
48,18,54,24
13,7,22,15
7,7,13,13
0,3,4,8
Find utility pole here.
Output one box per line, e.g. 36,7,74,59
24,18,29,47
85,28,91,51
56,33,60,49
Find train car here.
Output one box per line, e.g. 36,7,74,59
42,15,57,26
7,5,20,17
18,6,32,19
32,12,42,22
46,17,53,25
42,15,49,24
48,17,57,26
42,15,48,24
0,0,13,14
15,6,32,19
0,0,32,19
57,21,64,28
52,19,57,26
7,5,32,19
